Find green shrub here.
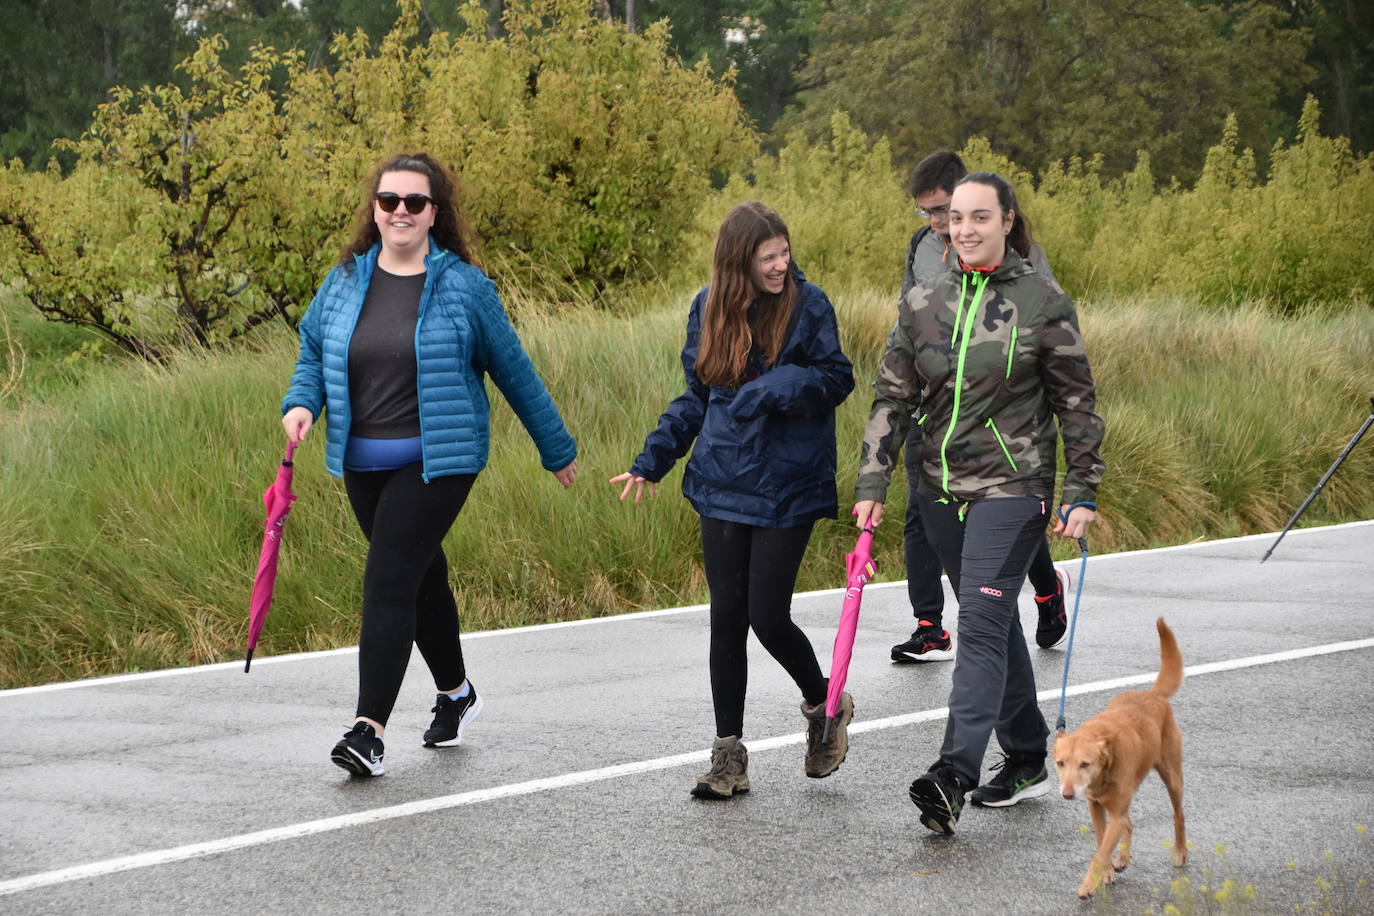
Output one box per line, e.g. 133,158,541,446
685,99,1373,314
680,112,911,294
1030,98,1374,310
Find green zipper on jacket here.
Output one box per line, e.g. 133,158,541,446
939,271,989,495
1006,327,1017,378
986,417,1019,470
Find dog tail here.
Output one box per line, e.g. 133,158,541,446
1151,617,1184,698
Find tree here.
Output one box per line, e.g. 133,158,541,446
0,0,187,168
626,0,825,132
1230,0,1374,154
0,38,300,361
781,0,1312,183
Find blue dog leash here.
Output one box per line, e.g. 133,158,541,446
1055,502,1095,733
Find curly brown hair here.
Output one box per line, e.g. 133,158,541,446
339,152,479,267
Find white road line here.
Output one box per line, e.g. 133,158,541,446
4,518,1369,699
3,634,1371,898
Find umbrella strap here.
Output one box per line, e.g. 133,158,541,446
1054,502,1094,732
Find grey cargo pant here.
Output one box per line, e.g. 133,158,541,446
916,489,1051,786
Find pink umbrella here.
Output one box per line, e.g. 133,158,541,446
823,526,877,743
245,442,298,672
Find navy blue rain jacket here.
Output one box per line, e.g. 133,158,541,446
630,273,854,527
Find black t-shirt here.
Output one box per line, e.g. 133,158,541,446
347,267,425,438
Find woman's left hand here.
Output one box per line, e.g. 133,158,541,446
1054,505,1096,540
609,472,656,502
552,460,578,489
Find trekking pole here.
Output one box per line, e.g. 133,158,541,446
1260,396,1374,564
1055,503,1094,733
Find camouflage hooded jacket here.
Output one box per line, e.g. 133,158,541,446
855,249,1104,506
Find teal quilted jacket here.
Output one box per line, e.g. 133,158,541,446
282,242,576,480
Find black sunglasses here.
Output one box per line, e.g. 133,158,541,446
375,192,434,215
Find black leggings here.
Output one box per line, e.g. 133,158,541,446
343,465,477,727
700,517,827,738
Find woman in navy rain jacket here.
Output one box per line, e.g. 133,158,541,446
282,153,577,778
613,202,855,799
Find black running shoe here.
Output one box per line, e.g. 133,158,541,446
423,686,483,747
1035,570,1070,649
331,721,385,777
908,765,967,835
971,752,1051,807
891,620,954,662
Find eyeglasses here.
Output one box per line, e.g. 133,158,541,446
914,204,950,220
375,192,434,215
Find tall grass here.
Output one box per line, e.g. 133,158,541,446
1,288,1372,687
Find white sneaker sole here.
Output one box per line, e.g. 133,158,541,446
975,778,1051,807
331,745,385,777
428,693,484,747
896,647,954,662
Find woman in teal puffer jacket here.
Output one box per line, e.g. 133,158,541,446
282,153,577,778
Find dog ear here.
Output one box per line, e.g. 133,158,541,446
1094,739,1111,768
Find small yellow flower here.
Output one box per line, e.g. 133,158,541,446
1163,905,1181,916
1214,842,1227,856
1355,824,1367,835
1314,876,1331,890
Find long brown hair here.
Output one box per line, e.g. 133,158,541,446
339,152,479,267
695,202,798,388
955,171,1036,260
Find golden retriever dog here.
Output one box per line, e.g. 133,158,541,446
1054,617,1186,899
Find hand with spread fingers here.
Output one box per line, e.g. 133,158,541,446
609,472,656,502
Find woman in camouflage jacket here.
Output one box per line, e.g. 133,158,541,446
853,171,1105,835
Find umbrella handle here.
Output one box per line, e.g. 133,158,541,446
284,441,297,465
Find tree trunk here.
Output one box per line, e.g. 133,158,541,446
483,0,503,38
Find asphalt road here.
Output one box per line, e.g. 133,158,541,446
2,521,1372,915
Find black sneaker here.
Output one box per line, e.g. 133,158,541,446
908,765,967,835
423,686,483,747
971,752,1051,807
891,620,954,662
331,721,385,777
1035,569,1070,649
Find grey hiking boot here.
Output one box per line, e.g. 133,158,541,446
802,691,853,778
690,735,750,799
